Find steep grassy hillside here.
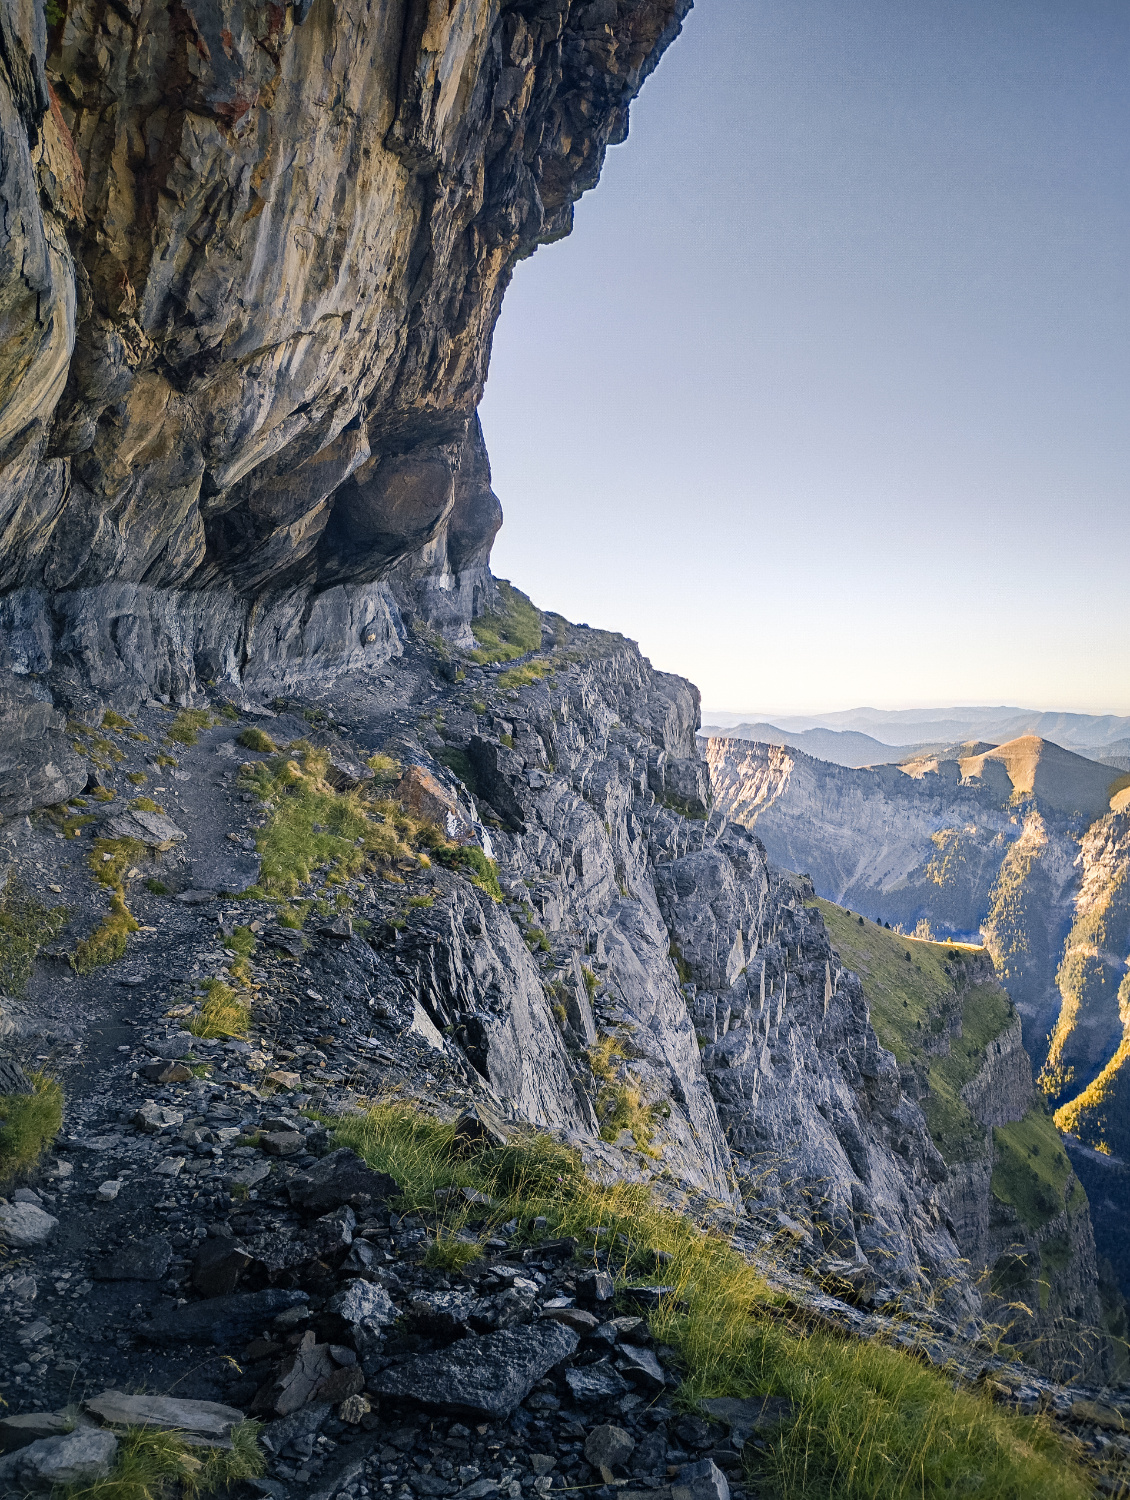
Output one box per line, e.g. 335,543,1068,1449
815,899,1011,1164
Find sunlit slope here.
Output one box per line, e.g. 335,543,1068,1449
1046,811,1130,1156
959,736,1124,819
817,898,1084,1243
814,899,1012,1164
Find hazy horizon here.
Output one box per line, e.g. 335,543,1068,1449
480,0,1130,717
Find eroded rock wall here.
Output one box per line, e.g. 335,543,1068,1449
0,0,690,796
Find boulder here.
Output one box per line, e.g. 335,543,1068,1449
92,1236,172,1282
584,1425,635,1472
0,1057,33,1095
192,1237,253,1297
541,1306,599,1333
564,1360,630,1403
287,1148,397,1215
323,1279,397,1332
671,1459,730,1500
258,1338,337,1418
140,1289,308,1345
105,809,186,848
575,1269,614,1305
615,1344,666,1390
370,1320,579,1418
0,1201,59,1248
262,1130,305,1156
0,1428,119,1491
0,1412,71,1452
84,1391,245,1438
307,1205,356,1257
697,1395,794,1448
260,1403,332,1460
452,1105,508,1156
134,1104,184,1132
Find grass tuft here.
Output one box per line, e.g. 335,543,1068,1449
330,1099,1089,1500
72,892,139,974
165,709,215,746
58,1420,263,1498
237,727,277,753
424,1232,483,1271
0,872,68,993
497,661,554,691
188,979,251,1040
467,581,543,664
0,1072,63,1186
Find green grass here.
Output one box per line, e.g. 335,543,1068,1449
423,1232,482,1271
435,746,481,797
188,979,251,1040
1042,866,1130,1105
101,710,132,731
237,727,278,753
69,721,125,768
816,899,1010,1163
992,1104,1084,1233
0,872,68,993
1054,1030,1130,1155
165,709,215,746
73,837,147,974
0,1072,63,1186
58,1421,263,1498
435,844,503,901
497,661,554,691
329,1099,1089,1500
467,581,543,664
238,741,435,895
72,893,139,974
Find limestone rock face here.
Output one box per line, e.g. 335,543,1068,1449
0,0,690,723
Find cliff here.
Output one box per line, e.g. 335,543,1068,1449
812,898,1109,1373
705,736,1130,1137
0,0,689,810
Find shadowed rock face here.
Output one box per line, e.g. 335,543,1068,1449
0,0,689,698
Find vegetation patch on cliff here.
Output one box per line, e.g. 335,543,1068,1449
992,1104,1084,1232
332,1099,1089,1500
467,581,543,664
815,898,1010,1160
1054,1029,1130,1155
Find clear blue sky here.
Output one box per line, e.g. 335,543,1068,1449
479,0,1130,717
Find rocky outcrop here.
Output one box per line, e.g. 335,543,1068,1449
0,0,690,791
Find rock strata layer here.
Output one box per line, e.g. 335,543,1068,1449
0,0,690,748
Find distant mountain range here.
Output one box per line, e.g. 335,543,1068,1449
704,729,1130,1169
703,705,1130,751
